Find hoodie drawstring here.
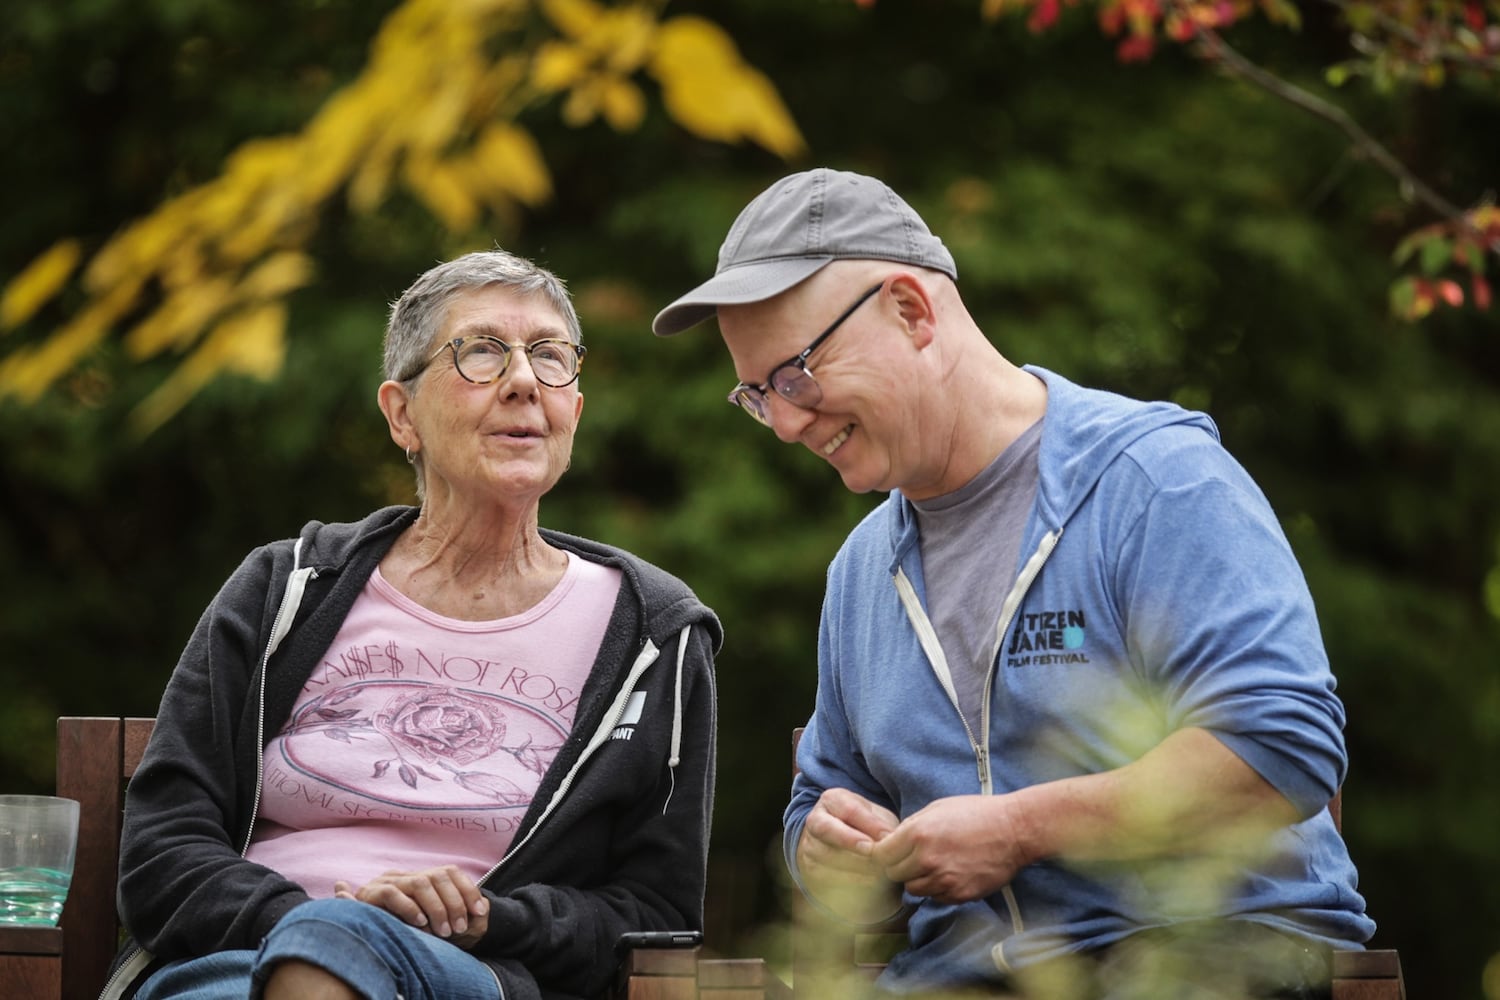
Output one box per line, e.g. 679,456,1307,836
663,623,690,814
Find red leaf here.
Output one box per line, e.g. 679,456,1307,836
1408,278,1437,319
1117,34,1156,61
1029,0,1061,32
1165,13,1196,40
1465,0,1486,30
1438,280,1464,307
1473,274,1493,310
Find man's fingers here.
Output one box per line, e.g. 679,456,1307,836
819,788,899,843
870,825,920,880
801,824,880,874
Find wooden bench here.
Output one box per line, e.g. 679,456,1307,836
788,728,1407,999
0,718,789,1000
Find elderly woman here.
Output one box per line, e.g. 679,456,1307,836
108,251,721,1000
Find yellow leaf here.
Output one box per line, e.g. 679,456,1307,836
160,243,207,292
240,252,317,301
533,41,590,92
123,277,235,358
562,76,604,126
1,239,82,330
217,301,288,379
600,7,657,73
981,0,1009,19
475,54,527,115
470,123,553,206
0,279,140,402
216,189,304,264
734,72,808,160
223,136,301,191
128,302,287,438
400,67,480,154
403,156,480,231
541,0,604,40
349,133,402,214
84,207,191,293
300,87,385,204
600,76,646,131
651,15,739,75
650,16,805,158
176,182,256,248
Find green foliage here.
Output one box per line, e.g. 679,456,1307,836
2,1,1497,996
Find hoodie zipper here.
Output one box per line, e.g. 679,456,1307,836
978,528,1061,793
96,941,151,1000
981,527,1060,963
892,527,1062,961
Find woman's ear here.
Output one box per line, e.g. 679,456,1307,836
377,379,417,453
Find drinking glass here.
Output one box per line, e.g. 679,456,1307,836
0,794,81,926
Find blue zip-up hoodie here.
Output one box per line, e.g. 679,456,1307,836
785,367,1374,993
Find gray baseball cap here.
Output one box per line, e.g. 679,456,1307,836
652,168,957,336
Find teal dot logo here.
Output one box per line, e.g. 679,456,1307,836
1063,626,1085,649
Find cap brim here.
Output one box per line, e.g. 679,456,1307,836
651,256,832,336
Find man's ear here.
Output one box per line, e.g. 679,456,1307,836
377,379,417,453
888,273,937,349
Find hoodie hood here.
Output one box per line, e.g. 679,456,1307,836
886,367,1219,566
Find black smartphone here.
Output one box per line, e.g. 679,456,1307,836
614,930,703,956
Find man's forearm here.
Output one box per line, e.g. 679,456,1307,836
1013,727,1302,865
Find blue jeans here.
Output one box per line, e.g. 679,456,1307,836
134,898,503,1000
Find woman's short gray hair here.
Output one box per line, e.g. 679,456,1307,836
383,249,582,384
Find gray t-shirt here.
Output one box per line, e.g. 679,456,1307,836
910,419,1043,733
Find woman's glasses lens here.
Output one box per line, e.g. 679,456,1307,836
454,338,581,386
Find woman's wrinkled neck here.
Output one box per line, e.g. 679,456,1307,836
384,497,568,620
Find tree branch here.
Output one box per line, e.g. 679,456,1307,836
1191,27,1500,258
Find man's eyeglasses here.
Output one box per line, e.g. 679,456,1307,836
413,336,586,388
727,282,882,426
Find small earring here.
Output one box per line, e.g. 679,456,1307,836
405,446,417,464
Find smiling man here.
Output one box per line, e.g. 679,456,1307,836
653,169,1374,999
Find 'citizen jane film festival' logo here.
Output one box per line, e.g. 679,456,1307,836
1006,609,1088,668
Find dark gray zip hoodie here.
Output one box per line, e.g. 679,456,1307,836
110,506,721,1000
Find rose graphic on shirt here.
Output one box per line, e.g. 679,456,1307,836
373,688,509,766
280,684,563,806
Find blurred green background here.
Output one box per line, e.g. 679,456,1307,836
2,1,1496,997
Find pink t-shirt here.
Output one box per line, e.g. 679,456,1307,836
245,553,622,898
